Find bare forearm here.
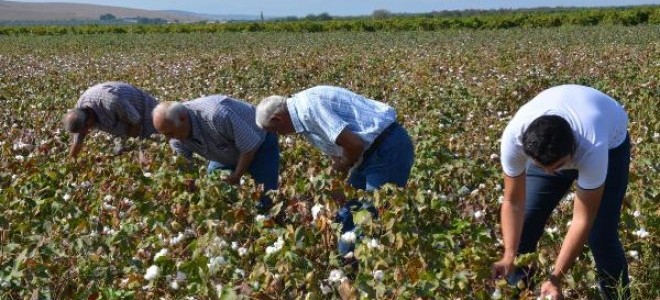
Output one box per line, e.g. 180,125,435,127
341,146,362,169
552,187,603,280
552,218,591,279
493,174,527,279
69,142,83,158
233,149,257,179
500,174,527,259
501,200,525,258
335,129,365,172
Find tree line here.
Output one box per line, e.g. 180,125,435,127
0,6,657,35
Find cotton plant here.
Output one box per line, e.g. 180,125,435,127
154,248,168,261
366,238,381,249
491,288,503,299
545,226,559,235
167,271,187,290
311,203,325,221
340,231,357,244
265,236,285,256
633,228,649,239
144,265,160,281
234,268,245,278
372,270,384,282
205,236,229,257
207,256,227,275
328,269,346,284
255,214,267,222
319,282,333,295
169,232,186,245
237,246,248,257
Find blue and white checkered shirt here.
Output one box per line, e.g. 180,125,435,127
287,86,396,157
74,82,158,144
170,95,266,166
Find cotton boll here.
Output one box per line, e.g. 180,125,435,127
144,265,160,281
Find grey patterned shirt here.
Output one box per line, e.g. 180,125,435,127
169,95,266,167
73,82,159,144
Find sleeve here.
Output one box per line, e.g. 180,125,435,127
224,110,264,153
111,97,141,125
71,97,89,145
307,95,349,145
500,124,528,177
169,139,193,160
576,145,608,190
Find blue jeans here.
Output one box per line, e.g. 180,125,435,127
336,123,415,255
208,133,279,212
509,135,630,300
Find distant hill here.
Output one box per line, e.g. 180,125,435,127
0,0,203,23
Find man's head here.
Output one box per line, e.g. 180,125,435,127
522,115,575,172
152,101,191,140
255,95,295,135
63,108,95,134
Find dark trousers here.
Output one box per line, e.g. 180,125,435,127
336,123,415,255
509,135,631,300
208,132,280,212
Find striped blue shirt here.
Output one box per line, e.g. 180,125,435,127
287,86,396,157
74,82,158,143
170,95,266,166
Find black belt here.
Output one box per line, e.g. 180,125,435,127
362,122,399,160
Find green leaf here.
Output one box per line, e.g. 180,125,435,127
219,287,238,300
353,210,372,225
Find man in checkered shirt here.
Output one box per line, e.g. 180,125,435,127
63,82,159,158
152,95,280,212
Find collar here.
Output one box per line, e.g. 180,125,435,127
186,110,204,144
286,97,304,134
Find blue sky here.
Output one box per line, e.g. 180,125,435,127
11,0,660,16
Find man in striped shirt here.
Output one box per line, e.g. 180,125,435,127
63,82,159,158
256,86,414,255
152,95,280,212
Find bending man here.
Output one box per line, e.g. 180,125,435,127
492,85,630,300
153,95,279,212
255,85,414,255
63,81,159,158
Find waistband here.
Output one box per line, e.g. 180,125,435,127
362,122,400,160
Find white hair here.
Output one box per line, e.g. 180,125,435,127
63,108,88,133
153,101,188,128
255,95,287,129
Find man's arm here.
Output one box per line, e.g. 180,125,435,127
540,186,603,297
113,98,142,137
170,140,194,172
492,173,526,279
225,148,258,185
222,108,264,180
69,130,88,158
69,140,84,158
333,128,365,174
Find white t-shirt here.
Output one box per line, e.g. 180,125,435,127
500,85,628,190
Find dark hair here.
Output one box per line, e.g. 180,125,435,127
522,115,575,166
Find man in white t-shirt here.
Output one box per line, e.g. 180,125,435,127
491,85,630,300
